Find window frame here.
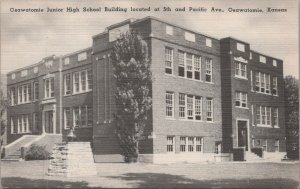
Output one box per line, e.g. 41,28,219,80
165,47,173,75
166,92,174,118
167,136,175,153
205,58,212,83
206,98,213,122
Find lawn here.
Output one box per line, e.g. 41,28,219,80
1,160,299,188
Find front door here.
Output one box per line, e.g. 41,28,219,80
45,110,54,133
237,120,248,151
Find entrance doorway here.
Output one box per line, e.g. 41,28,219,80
44,110,54,133
237,120,248,151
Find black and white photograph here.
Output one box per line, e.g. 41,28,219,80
0,0,299,188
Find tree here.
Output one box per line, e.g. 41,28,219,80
284,75,299,159
111,30,152,163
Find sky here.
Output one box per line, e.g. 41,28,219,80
1,0,299,78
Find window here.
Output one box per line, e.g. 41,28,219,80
206,38,212,47
21,70,28,77
78,52,87,61
188,137,194,152
178,94,202,121
235,91,247,108
196,137,203,152
17,84,31,104
275,139,279,152
10,87,16,106
273,60,277,67
45,60,53,68
187,95,193,120
194,56,201,80
272,77,278,96
166,25,173,35
259,56,266,63
11,73,15,80
34,67,38,73
10,118,14,134
64,57,70,65
167,136,175,152
32,113,38,132
72,105,92,127
179,93,185,119
255,72,271,94
235,62,247,79
178,51,202,81
195,97,202,120
205,58,212,82
250,52,252,60
180,137,186,152
73,70,92,94
64,74,71,95
165,47,173,74
166,92,174,118
251,105,254,126
33,82,39,101
237,42,245,52
184,31,195,42
206,98,213,122
64,108,71,129
178,51,185,77
256,106,272,127
274,108,278,127
179,136,203,152
186,53,193,79
250,70,253,91
17,115,30,133
44,78,54,99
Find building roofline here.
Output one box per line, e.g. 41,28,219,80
250,49,283,62
61,47,92,58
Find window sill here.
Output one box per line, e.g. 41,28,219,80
254,91,272,96
166,117,176,121
204,81,214,85
13,102,32,106
72,90,93,96
12,132,31,134
165,73,175,77
178,119,203,122
257,124,272,128
177,76,203,82
206,121,214,123
274,126,280,128
234,76,248,80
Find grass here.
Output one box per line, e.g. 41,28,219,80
1,160,299,188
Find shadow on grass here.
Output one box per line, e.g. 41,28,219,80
109,173,299,189
2,177,93,189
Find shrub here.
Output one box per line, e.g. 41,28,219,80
25,144,50,160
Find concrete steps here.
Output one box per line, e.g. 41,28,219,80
245,152,264,161
48,142,97,177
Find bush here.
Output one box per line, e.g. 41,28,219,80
25,144,50,160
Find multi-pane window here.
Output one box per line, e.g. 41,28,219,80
186,53,193,78
64,74,71,95
179,93,185,119
206,38,212,47
21,70,28,77
33,82,39,101
166,92,174,118
180,137,203,152
18,84,31,104
237,42,245,52
178,51,202,81
255,72,271,94
10,118,14,134
235,62,247,79
178,94,202,121
73,70,92,94
273,60,277,67
262,139,267,151
187,95,193,119
64,108,71,129
272,77,278,96
10,87,16,105
256,106,272,126
184,31,195,42
165,47,173,74
178,51,185,77
32,113,38,132
17,115,30,133
206,98,213,122
274,108,278,127
44,78,54,99
205,58,212,82
73,105,93,127
260,55,266,63
64,57,70,65
235,91,247,108
167,136,175,152
194,56,201,80
275,139,279,152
